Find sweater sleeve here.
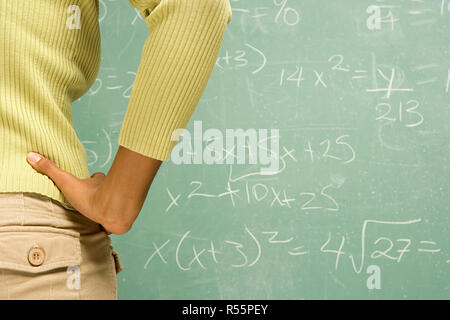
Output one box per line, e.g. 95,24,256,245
119,0,232,161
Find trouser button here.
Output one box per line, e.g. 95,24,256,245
28,246,45,266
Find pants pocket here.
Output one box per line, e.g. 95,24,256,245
0,225,82,299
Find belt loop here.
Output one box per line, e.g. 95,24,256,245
19,192,25,226
47,194,57,228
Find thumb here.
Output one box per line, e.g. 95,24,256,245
26,152,80,195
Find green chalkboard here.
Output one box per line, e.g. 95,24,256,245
73,0,450,299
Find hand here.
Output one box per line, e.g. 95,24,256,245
26,152,112,233
26,146,163,235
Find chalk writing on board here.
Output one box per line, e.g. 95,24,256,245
365,0,449,31
142,219,449,275
76,53,448,115
165,178,343,212
71,0,450,299
348,219,422,274
216,44,267,74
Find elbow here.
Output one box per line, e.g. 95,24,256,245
100,211,135,235
104,221,133,235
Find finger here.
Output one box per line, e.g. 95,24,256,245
27,152,80,194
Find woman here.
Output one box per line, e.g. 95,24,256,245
0,0,232,299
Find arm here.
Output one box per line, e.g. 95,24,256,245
27,146,162,235
93,146,162,234
27,0,232,235
104,0,232,233
102,0,232,233
118,0,232,161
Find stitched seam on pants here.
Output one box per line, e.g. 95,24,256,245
104,238,117,299
19,193,24,226
47,197,100,229
1,269,11,299
48,195,57,228
108,246,117,298
75,266,81,300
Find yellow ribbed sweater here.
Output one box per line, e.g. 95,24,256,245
0,0,232,209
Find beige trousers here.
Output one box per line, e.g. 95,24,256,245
0,192,123,299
